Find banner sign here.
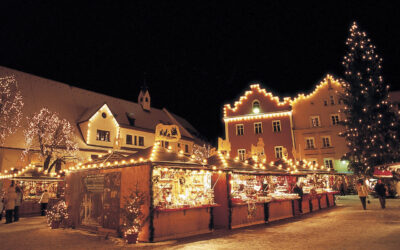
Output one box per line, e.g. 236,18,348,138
155,123,181,142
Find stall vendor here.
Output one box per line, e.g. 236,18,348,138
293,183,304,213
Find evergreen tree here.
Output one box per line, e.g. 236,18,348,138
340,22,400,177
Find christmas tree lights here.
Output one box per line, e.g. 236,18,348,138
340,22,400,176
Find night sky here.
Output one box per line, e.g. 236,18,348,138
1,1,400,145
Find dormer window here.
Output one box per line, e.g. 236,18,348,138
126,112,135,126
252,100,260,114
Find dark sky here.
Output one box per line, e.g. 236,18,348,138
1,1,400,145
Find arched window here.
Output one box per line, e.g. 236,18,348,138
252,100,260,114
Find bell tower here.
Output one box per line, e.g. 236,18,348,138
138,74,151,111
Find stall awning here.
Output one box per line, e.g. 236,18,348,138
373,169,393,178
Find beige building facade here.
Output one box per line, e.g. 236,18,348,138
291,75,349,173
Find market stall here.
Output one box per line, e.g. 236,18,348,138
1,168,64,217
297,171,338,211
209,154,305,229
15,176,63,216
65,145,219,242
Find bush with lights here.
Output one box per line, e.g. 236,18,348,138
120,188,146,243
46,200,69,228
340,21,400,176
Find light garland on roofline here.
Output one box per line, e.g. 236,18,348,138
224,84,291,117
0,164,62,180
223,110,292,123
290,74,344,105
223,75,345,118
86,104,120,145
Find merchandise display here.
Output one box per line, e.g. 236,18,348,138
230,174,299,203
298,174,334,194
17,180,59,200
152,167,215,209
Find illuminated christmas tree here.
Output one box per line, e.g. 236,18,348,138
340,21,400,176
0,75,24,144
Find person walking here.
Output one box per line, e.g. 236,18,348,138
340,181,346,196
14,186,23,222
39,189,50,216
0,195,4,221
374,179,387,209
356,179,369,210
4,182,17,224
293,183,304,213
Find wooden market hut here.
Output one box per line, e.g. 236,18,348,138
65,145,217,242
1,168,63,217
208,153,336,229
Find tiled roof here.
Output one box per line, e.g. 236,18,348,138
0,66,201,150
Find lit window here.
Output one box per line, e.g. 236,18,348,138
310,116,320,127
96,130,110,142
252,100,260,114
238,149,246,161
254,122,262,134
126,135,132,145
139,136,144,146
272,120,281,132
324,158,334,169
236,124,244,136
305,137,315,149
322,136,331,148
274,146,283,159
331,114,340,125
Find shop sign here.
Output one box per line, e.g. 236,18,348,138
155,123,181,142
84,174,104,193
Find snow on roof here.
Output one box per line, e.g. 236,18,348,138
0,66,200,149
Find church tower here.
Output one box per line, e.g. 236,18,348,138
138,76,151,111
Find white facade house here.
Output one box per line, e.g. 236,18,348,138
0,66,205,172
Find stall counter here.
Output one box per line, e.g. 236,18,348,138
230,202,266,229
268,199,295,222
152,204,218,241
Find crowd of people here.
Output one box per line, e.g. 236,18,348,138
0,181,50,224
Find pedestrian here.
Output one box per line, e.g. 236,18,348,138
4,182,17,224
39,189,50,216
0,196,4,221
340,181,346,196
374,179,387,209
14,186,23,222
293,183,304,213
356,179,369,210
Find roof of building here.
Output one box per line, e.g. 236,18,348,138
0,66,202,150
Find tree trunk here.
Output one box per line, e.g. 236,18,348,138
43,156,51,170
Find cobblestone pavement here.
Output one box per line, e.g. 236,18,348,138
1,195,400,250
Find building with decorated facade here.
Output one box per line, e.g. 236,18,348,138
0,66,205,174
221,74,351,173
222,84,294,162
291,75,349,173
